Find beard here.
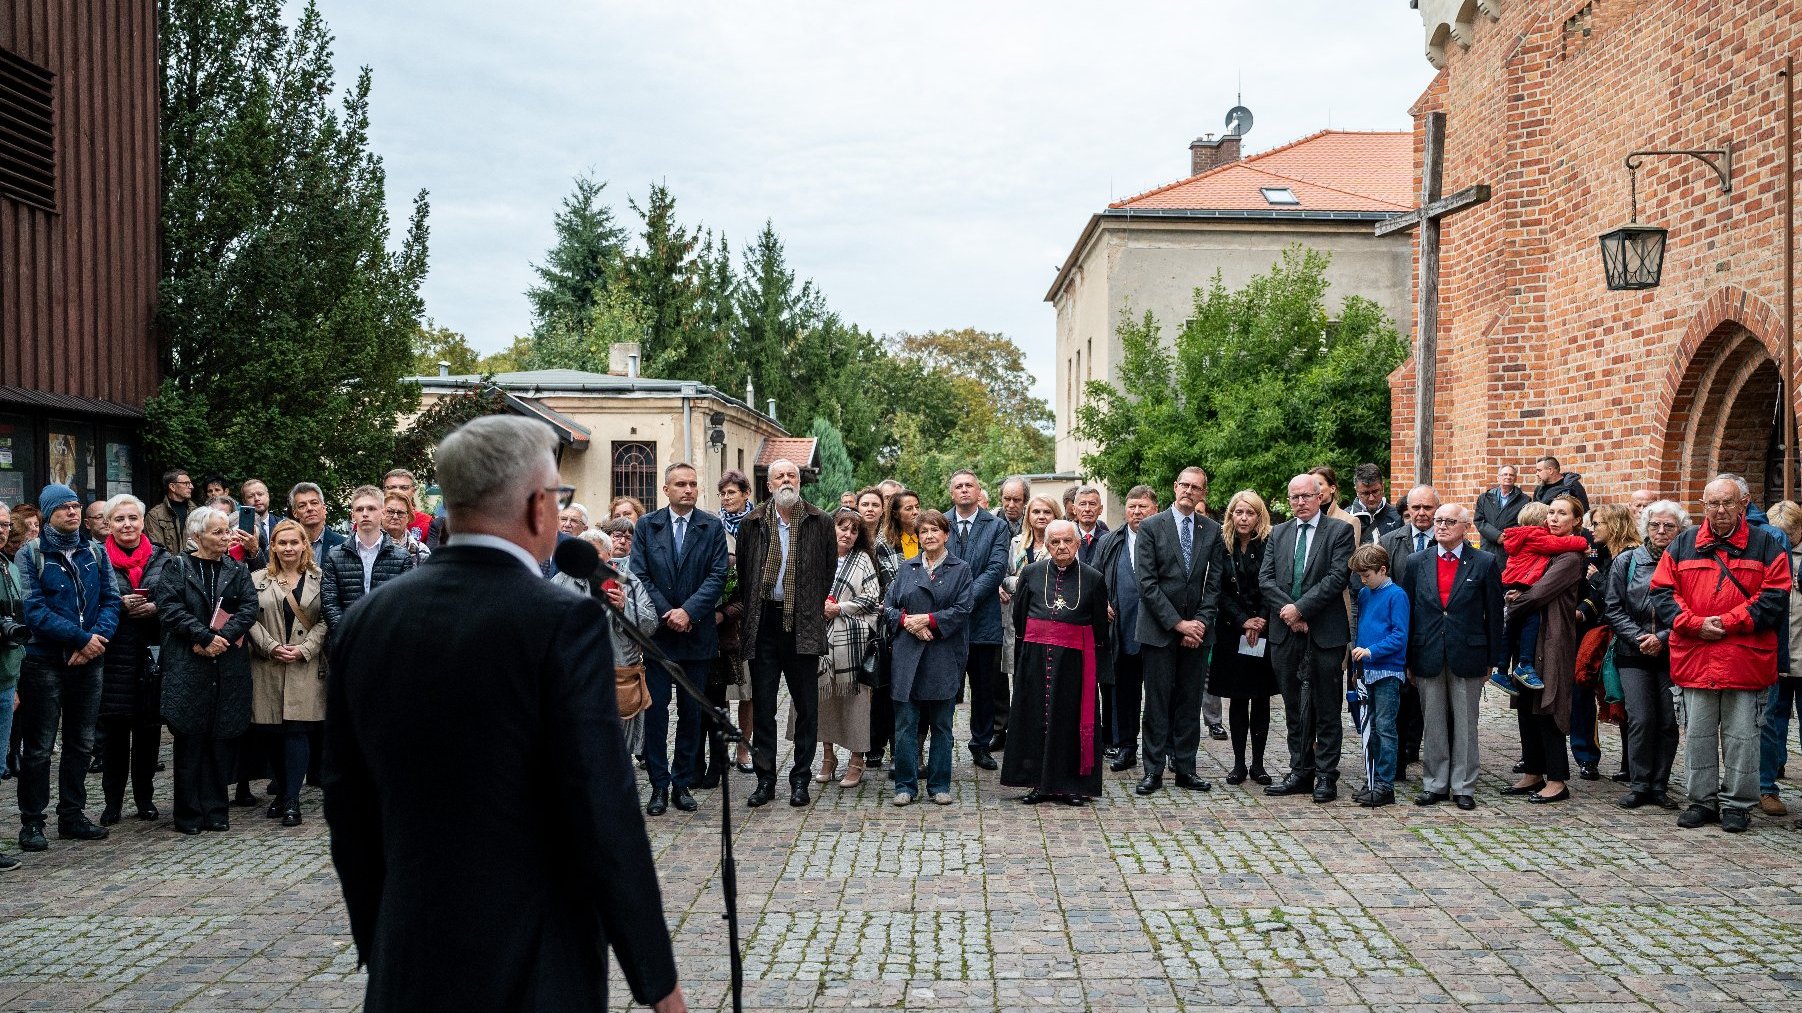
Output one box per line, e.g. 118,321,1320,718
774,487,801,510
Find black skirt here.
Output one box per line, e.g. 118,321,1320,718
1208,640,1278,698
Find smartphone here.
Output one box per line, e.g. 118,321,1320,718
238,506,257,534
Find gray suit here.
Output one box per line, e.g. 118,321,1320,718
1134,507,1225,777
1258,514,1355,783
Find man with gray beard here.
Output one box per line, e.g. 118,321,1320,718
736,460,838,808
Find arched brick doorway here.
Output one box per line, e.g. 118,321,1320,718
1662,321,1790,506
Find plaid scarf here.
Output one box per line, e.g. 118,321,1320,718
759,504,800,631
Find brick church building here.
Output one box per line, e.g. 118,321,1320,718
1397,1,1799,508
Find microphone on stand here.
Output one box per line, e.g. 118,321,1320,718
551,536,622,586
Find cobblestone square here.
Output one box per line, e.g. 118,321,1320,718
4,693,1802,1010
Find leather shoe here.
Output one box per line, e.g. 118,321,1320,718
1134,774,1163,795
1526,786,1571,804
1250,766,1273,786
746,778,776,808
99,806,122,826
280,804,302,828
1360,788,1395,808
1312,778,1339,803
1500,780,1546,796
1174,773,1211,792
1109,747,1137,773
201,818,229,832
1207,722,1229,741
789,782,811,807
1453,795,1476,811
58,817,109,841
1677,804,1719,828
694,768,723,790
1576,761,1600,781
1017,790,1046,804
18,825,47,852
1265,773,1310,796
1511,759,1528,774
989,733,1007,752
171,823,200,836
1415,791,1448,807
672,787,698,813
1225,764,1248,786
969,746,998,771
646,787,669,816
135,806,159,821
1618,791,1657,809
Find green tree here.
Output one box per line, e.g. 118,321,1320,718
623,182,701,377
688,230,740,388
1075,246,1405,506
527,173,628,339
736,221,819,428
150,0,429,504
802,416,855,508
892,328,1055,432
410,321,481,375
521,281,648,373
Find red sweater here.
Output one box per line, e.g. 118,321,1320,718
1500,526,1590,586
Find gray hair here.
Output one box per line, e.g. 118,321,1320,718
565,502,591,525
183,505,229,549
104,494,147,520
1073,484,1101,500
1045,519,1079,540
289,481,323,506
1639,500,1691,537
436,416,559,516
1000,475,1030,496
1710,473,1751,500
578,527,608,545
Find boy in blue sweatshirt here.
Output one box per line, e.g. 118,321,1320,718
1349,543,1410,808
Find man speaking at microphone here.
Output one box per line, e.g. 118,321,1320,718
324,416,685,1013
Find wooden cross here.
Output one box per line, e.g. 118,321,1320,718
1374,111,1491,486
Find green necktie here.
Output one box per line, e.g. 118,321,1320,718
1292,522,1310,599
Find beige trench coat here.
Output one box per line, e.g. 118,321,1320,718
248,569,329,724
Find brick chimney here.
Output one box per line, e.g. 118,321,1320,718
1189,133,1243,176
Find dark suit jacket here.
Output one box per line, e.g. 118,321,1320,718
947,507,1011,645
1380,524,1439,587
1133,507,1225,649
1351,501,1405,545
1096,526,1140,657
631,507,730,661
1076,519,1110,567
323,545,676,1012
1474,487,1528,560
1405,544,1507,678
1258,514,1355,649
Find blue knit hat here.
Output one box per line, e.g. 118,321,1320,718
38,483,79,515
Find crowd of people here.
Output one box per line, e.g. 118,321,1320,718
0,445,1794,873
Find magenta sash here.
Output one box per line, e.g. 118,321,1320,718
1023,617,1098,775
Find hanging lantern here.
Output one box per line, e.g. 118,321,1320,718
1598,222,1668,290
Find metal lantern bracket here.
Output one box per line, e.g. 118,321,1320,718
1623,145,1732,220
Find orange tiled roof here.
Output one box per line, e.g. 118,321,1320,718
1110,130,1414,213
755,437,819,471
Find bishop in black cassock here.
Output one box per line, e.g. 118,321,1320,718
1002,521,1111,804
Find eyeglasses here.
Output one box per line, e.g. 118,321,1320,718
1647,521,1680,531
1431,518,1464,526
1287,493,1317,502
1701,500,1739,510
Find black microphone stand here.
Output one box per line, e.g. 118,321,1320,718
587,564,746,1013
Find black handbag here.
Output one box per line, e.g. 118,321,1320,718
857,629,889,690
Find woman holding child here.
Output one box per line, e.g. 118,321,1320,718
1502,495,1590,803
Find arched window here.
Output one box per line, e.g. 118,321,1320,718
612,441,658,510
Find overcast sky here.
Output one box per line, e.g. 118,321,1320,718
298,1,1435,399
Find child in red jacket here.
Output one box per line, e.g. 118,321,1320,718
1489,503,1591,695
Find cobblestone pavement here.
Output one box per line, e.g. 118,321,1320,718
5,691,1802,1011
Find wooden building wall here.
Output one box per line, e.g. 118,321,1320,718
1,0,160,408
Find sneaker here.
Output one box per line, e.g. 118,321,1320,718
1677,804,1719,829
1759,794,1789,817
0,851,18,871
17,825,47,852
1513,664,1545,690
891,792,914,807
1487,670,1519,696
931,792,953,805
1721,808,1751,833
57,817,109,841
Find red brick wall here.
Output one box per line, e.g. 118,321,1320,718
1391,0,1801,511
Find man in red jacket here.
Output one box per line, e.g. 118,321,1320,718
1651,474,1791,833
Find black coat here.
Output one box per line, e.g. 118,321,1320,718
100,545,169,719
154,552,260,737
1404,546,1507,679
320,534,412,635
1474,487,1529,560
323,545,677,1013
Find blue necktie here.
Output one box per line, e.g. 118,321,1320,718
1179,514,1194,573
674,515,686,556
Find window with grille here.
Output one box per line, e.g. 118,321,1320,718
0,46,55,212
612,441,657,510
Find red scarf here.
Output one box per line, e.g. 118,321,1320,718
106,536,154,591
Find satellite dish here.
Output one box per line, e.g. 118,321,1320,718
1225,105,1254,137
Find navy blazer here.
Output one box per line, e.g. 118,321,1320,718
947,508,1011,646
630,507,730,662
883,554,974,703
1404,544,1507,679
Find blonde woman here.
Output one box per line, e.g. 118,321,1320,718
248,519,328,827
1208,490,1278,785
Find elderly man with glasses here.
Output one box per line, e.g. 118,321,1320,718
1652,474,1791,833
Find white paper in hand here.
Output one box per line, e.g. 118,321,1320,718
1237,634,1267,658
